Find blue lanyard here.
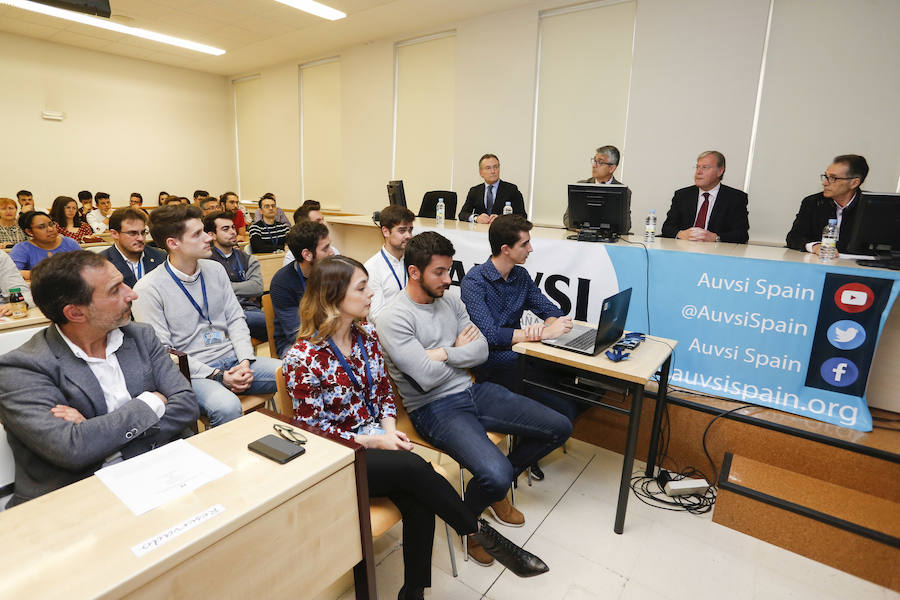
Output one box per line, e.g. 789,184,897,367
264,222,283,249
293,262,307,294
327,333,376,417
379,249,406,291
135,259,143,281
164,262,211,324
214,247,244,280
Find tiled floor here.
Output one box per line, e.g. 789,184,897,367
337,439,899,600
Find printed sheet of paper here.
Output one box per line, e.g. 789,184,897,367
95,439,232,515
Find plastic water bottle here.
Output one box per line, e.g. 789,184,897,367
435,198,445,227
644,209,657,243
819,218,838,262
503,201,513,215
8,287,27,319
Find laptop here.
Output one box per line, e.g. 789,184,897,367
541,288,632,356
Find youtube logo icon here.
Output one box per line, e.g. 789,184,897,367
834,283,874,313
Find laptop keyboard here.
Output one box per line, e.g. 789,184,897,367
566,329,597,351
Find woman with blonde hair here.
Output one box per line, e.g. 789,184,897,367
283,255,547,600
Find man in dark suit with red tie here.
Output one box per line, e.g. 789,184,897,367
661,150,750,243
458,154,528,223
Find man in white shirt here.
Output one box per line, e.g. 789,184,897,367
87,192,114,233
364,204,416,320
0,251,198,507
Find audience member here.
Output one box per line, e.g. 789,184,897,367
10,211,81,280
192,189,210,205
458,154,527,223
102,208,166,288
283,201,339,265
248,195,291,253
252,192,290,224
0,197,26,249
76,190,93,220
86,192,114,233
0,251,32,314
158,191,169,205
283,256,549,597
201,196,221,216
0,251,198,508
16,190,36,229
204,210,267,341
376,232,571,562
221,192,247,239
50,196,100,243
130,192,150,216
661,150,750,243
564,145,628,229
132,204,280,427
364,204,415,320
786,154,869,255
270,221,334,357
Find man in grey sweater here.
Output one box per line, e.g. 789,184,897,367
132,204,280,427
376,232,572,566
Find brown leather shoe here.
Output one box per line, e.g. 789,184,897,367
487,497,525,527
467,534,495,566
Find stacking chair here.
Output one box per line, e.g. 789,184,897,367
418,191,457,220
261,294,278,359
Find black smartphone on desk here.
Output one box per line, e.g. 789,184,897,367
248,434,306,464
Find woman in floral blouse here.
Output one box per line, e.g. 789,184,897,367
283,256,547,600
49,196,100,244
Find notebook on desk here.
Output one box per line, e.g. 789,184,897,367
541,288,632,356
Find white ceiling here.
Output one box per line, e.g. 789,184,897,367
0,0,531,76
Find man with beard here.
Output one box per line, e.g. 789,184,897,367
0,251,198,507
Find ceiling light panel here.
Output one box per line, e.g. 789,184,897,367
272,0,346,21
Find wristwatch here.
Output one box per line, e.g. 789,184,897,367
208,369,225,384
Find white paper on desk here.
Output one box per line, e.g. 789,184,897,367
95,439,232,516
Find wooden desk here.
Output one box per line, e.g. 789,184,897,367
0,411,373,599
513,333,676,534
0,306,48,333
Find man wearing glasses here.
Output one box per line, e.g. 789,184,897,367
660,150,750,243
458,154,527,223
564,145,627,229
102,208,166,288
786,155,869,255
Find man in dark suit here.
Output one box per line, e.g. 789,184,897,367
458,154,527,223
661,150,750,243
786,154,869,255
102,208,166,288
0,251,197,508
564,145,627,229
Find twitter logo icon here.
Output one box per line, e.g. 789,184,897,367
827,320,866,350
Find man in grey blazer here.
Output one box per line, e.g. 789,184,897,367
0,251,198,508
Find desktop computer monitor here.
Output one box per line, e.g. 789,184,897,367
567,184,631,241
387,180,407,207
843,192,900,270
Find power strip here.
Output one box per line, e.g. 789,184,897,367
664,478,710,496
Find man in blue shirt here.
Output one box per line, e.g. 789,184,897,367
461,215,578,478
269,221,334,357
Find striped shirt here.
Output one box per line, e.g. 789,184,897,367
248,219,290,254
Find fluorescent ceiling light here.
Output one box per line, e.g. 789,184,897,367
273,0,346,21
0,0,226,55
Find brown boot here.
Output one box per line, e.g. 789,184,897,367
487,497,525,527
467,533,495,566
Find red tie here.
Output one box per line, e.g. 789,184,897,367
694,192,710,228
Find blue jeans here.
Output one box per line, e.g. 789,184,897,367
191,354,281,427
244,307,268,342
408,382,572,515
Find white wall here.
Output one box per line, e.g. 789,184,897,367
0,32,235,208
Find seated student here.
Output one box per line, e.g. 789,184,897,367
129,192,150,217
0,251,32,314
661,150,750,243
270,221,334,357
204,210,267,341
0,251,198,508
77,190,93,220
461,215,578,479
281,201,341,265
86,192,114,234
252,192,290,225
50,195,101,244
132,204,281,427
16,190,38,229
283,256,549,598
363,204,415,320
248,195,291,253
10,211,81,280
200,196,221,216
458,154,527,223
192,189,210,206
376,232,572,563
102,208,166,287
786,154,869,255
158,190,169,205
221,192,247,240
0,197,26,249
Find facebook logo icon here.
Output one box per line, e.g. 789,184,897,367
820,358,859,387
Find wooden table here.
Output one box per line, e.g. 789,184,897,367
513,332,676,534
0,306,48,333
0,411,374,599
